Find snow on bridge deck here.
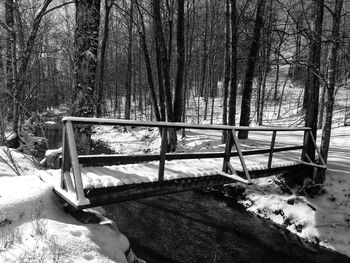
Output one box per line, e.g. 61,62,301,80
78,154,301,190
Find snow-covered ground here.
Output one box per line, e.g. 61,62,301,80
0,148,144,263
234,126,350,257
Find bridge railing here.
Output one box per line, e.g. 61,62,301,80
58,117,326,207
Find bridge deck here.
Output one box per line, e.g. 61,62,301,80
80,156,301,190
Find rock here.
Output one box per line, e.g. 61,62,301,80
43,148,62,169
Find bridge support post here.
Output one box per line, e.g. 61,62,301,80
61,121,90,207
158,128,167,181
268,131,277,169
232,130,252,184
223,130,234,173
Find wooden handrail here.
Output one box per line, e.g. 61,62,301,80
62,117,311,132
73,145,304,166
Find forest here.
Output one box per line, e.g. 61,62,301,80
0,0,349,162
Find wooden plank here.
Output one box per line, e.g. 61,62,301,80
83,175,234,208
268,131,277,169
75,145,304,166
62,116,312,132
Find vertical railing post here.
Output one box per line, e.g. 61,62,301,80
61,125,68,189
65,121,90,206
158,127,167,181
268,130,277,169
301,129,310,162
61,125,74,192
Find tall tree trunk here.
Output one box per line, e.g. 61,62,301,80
155,37,166,121
135,0,161,121
153,0,176,151
273,46,281,101
199,0,209,97
173,0,185,122
71,0,101,154
320,0,343,163
114,7,119,117
303,0,324,161
153,0,172,121
238,0,266,139
222,0,231,143
182,0,195,137
97,0,113,117
124,0,133,120
228,0,237,126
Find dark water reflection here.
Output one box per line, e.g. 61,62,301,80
105,191,349,263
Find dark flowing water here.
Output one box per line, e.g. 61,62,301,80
105,191,350,263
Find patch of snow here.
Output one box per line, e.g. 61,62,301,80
236,126,350,257
0,147,144,263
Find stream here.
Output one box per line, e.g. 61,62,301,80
104,190,350,263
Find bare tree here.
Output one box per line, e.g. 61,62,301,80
303,0,324,161
228,0,238,126
97,0,114,117
173,0,185,122
222,0,231,143
71,0,101,154
320,0,343,163
238,0,266,139
124,0,134,120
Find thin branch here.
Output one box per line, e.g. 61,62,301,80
0,19,13,33
42,1,74,16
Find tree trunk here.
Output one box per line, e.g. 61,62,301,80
96,0,113,117
303,0,324,161
222,0,231,143
173,0,185,122
238,0,266,139
71,0,101,154
228,0,237,126
153,0,177,151
97,0,113,117
154,37,166,121
199,0,209,98
124,0,133,120
153,0,173,122
114,7,119,117
320,0,343,163
135,0,161,121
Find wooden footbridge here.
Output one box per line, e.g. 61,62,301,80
54,117,326,210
